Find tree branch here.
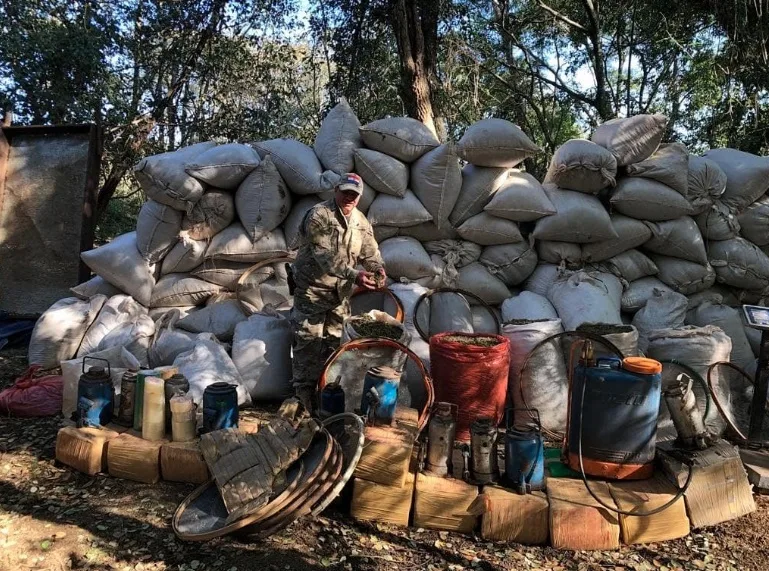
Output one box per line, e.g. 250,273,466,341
538,1,587,33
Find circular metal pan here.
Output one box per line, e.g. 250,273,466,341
234,440,343,541
173,430,332,541
312,413,365,516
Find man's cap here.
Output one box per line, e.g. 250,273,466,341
337,173,363,195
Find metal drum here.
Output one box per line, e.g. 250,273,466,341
425,402,458,477
469,417,498,484
504,408,545,493
567,356,662,480
115,370,138,426
202,382,239,433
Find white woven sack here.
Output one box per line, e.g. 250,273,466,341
95,314,155,367
694,201,740,240
456,262,512,305
631,289,688,353
399,221,459,241
590,114,667,166
81,232,157,307
78,295,146,357
621,277,674,312
457,118,541,167
174,335,252,407
483,171,556,222
284,197,322,249
206,224,288,263
449,165,509,226
148,305,200,322
456,212,522,246
423,240,481,269
472,306,500,334
28,296,107,369
148,309,198,368
644,216,708,264
357,183,376,214
314,98,361,173
686,302,756,374
480,241,538,286
429,292,473,337
537,241,582,268
626,142,689,196
544,139,617,193
252,138,340,195
410,143,462,228
191,260,252,289
686,289,725,310
379,237,437,280
181,189,236,240
524,264,565,297
367,190,433,227
133,142,215,213
610,178,694,221
547,271,622,331
688,155,726,213
647,254,716,295
185,143,260,189
70,276,123,300
359,117,439,162
374,226,399,242
136,200,182,263
703,148,769,212
533,185,617,243
502,318,568,434
232,310,293,401
353,148,408,197
582,214,652,263
235,155,291,242
738,196,769,246
647,325,732,437
150,274,222,308
161,236,208,275
598,249,658,283
708,237,769,292
177,299,247,342
501,291,558,321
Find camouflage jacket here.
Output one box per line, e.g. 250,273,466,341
292,199,384,308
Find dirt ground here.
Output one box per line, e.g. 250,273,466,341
1,348,768,571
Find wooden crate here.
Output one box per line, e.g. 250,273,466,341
738,448,769,493
107,433,165,484
548,478,620,550
160,441,209,484
413,473,478,533
658,439,755,529
354,425,415,487
350,471,415,527
55,426,120,476
609,474,690,545
473,485,549,545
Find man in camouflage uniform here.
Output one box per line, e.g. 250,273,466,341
291,173,385,411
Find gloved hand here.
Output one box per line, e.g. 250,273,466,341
356,270,377,290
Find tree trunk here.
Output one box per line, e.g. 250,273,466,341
390,0,441,139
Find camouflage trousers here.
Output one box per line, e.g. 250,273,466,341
290,295,351,392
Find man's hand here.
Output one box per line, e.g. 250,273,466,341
356,270,377,290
